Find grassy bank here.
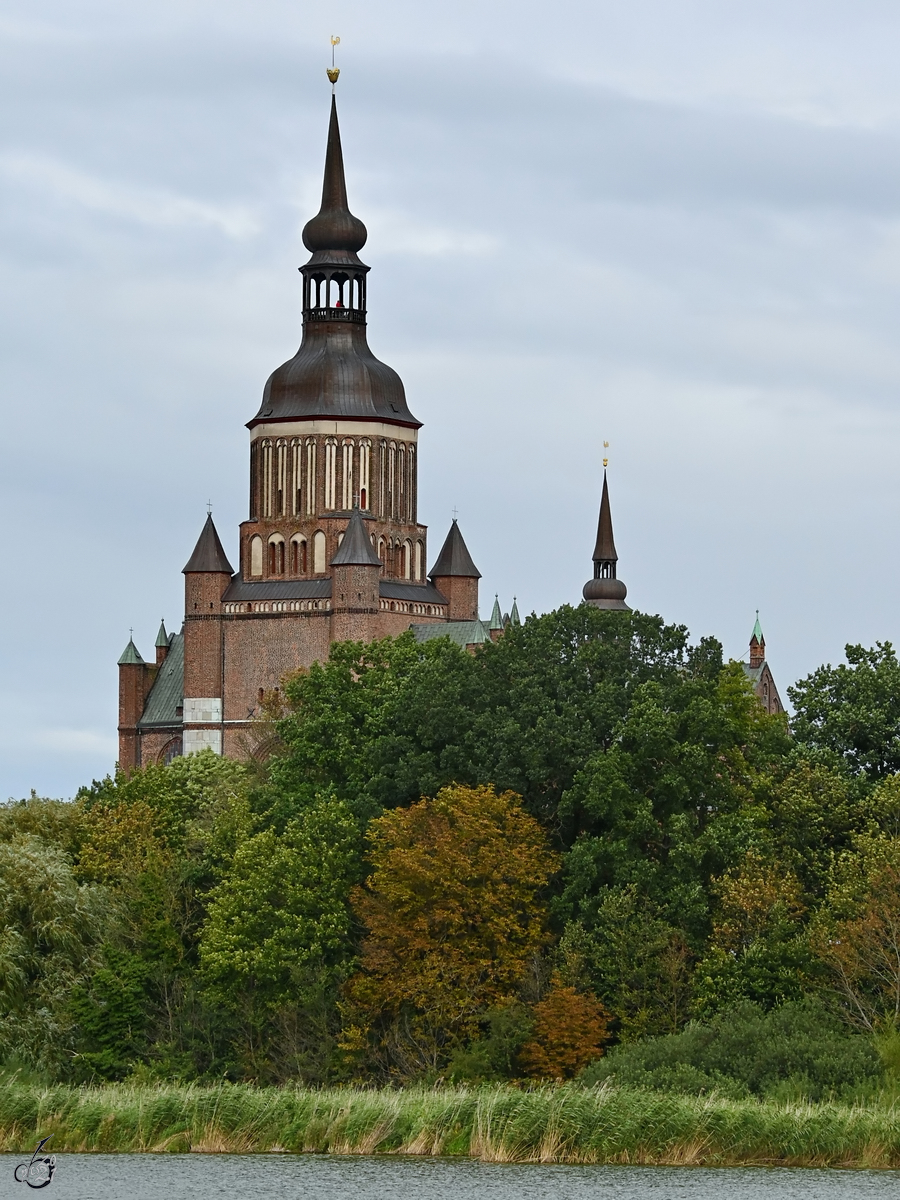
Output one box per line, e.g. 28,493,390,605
1,1082,900,1167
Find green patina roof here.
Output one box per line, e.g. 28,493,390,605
489,594,503,631
155,619,169,649
410,619,491,649
139,631,184,726
509,597,521,626
751,613,764,643
118,638,144,665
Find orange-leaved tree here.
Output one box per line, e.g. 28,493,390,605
519,983,610,1079
342,784,559,1078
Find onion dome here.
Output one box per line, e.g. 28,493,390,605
302,96,367,257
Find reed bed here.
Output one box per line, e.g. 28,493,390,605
1,1081,898,1167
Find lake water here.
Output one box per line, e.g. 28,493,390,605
2,1153,898,1200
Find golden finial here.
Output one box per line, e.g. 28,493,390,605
603,440,609,469
327,36,340,86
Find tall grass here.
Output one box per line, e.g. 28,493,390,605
0,1081,898,1167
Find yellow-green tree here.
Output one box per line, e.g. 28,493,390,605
344,784,559,1077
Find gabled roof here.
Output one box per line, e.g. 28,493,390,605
429,519,481,579
183,514,234,575
410,618,491,648
118,638,144,666
139,631,184,727
331,508,381,567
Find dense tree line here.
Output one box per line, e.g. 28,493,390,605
2,606,900,1087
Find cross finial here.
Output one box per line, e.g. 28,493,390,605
206,499,212,515
452,505,459,520
129,626,133,640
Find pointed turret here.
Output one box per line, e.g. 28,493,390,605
749,612,766,670
155,619,170,666
118,637,144,666
331,507,381,566
583,470,630,610
183,514,234,575
429,519,481,622
489,594,503,642
509,597,521,626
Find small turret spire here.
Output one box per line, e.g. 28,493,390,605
489,594,503,632
583,469,629,610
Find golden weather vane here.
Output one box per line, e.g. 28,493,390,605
327,35,341,87
603,440,609,469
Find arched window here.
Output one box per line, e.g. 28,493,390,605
359,440,370,510
398,445,406,521
261,440,273,516
313,530,326,574
290,535,307,574
378,439,387,516
414,540,423,581
377,536,385,571
402,539,412,580
342,439,354,509
249,535,263,577
388,442,397,519
408,445,416,521
305,439,317,515
324,439,337,510
268,534,285,576
159,736,183,765
276,440,287,516
291,439,302,514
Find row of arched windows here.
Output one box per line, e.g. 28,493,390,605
303,270,367,313
248,531,425,581
251,436,415,522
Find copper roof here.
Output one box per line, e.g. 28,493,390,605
592,471,618,563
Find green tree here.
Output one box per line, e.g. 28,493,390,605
0,834,111,1074
199,795,363,1081
789,643,900,781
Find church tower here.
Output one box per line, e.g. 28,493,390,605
582,470,630,610
117,79,480,769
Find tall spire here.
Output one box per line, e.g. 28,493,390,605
302,96,367,256
583,470,629,610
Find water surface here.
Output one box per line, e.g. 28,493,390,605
2,1153,897,1200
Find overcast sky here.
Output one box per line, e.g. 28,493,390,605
4,1,900,798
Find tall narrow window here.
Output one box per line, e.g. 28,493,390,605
402,540,411,580
324,440,337,510
249,440,259,518
408,445,416,522
313,530,326,573
306,439,317,514
291,439,302,514
414,540,423,581
262,440,273,517
268,534,285,575
249,535,263,577
398,445,406,521
276,440,287,516
290,535,307,574
377,537,385,571
378,440,387,516
342,439,354,509
359,440,370,510
388,442,397,519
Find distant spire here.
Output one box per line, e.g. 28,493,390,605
583,469,629,610
489,594,503,631
118,637,144,666
302,95,367,255
751,611,764,645
183,514,234,575
331,506,381,566
509,597,521,626
749,611,766,669
429,519,481,579
155,619,169,649
592,471,618,563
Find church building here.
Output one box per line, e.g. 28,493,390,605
117,83,782,770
